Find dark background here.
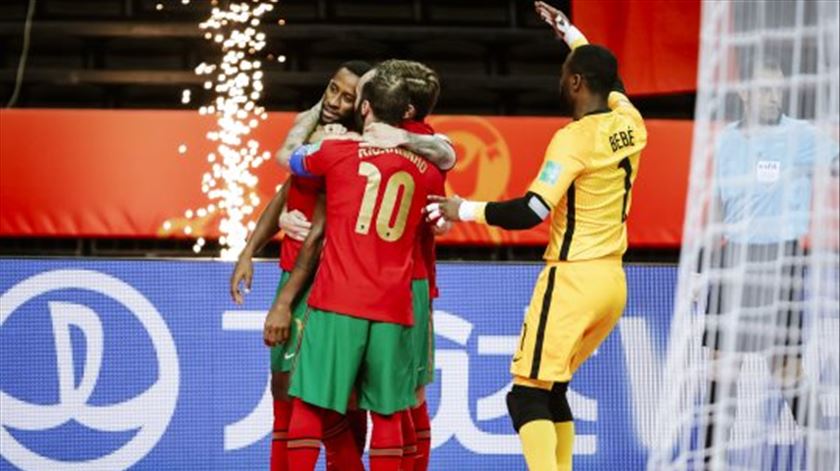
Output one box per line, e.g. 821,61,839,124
0,0,687,261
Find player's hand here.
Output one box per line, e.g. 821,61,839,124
426,194,465,222
433,218,453,236
230,255,253,304
362,122,410,149
324,123,347,135
279,209,312,241
534,1,573,42
264,304,292,347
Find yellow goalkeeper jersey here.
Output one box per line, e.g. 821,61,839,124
528,91,647,261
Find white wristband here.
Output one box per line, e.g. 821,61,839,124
565,25,587,48
458,200,480,222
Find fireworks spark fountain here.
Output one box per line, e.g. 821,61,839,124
166,0,278,259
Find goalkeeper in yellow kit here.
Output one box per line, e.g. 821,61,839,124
427,3,647,470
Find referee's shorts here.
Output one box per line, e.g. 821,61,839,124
510,256,626,383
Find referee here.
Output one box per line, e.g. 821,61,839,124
428,3,647,470
698,53,840,468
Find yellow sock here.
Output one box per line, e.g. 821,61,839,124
554,421,575,471
519,420,558,471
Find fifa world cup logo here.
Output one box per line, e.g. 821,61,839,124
429,117,512,201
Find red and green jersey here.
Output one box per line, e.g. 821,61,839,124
289,139,440,325
401,120,446,298
278,175,323,272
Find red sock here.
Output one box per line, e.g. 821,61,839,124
347,409,368,457
271,400,293,471
323,411,365,471
369,412,403,471
411,402,431,471
399,410,417,470
287,398,323,471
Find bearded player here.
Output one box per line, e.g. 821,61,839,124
360,59,451,470
277,70,443,471
428,3,647,470
231,60,372,471
278,60,452,470
266,66,454,471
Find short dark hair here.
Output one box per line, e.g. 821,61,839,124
737,49,785,81
361,71,410,125
377,60,440,119
339,60,373,78
566,45,618,98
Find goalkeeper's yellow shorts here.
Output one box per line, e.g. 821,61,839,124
510,257,627,383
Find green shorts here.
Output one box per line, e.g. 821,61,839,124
269,271,313,373
288,308,415,415
410,279,434,388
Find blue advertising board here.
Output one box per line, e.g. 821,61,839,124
0,259,676,470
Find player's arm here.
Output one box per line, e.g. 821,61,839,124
403,132,456,170
428,131,584,230
362,122,456,170
263,194,326,347
536,1,634,112
287,141,336,178
230,181,290,304
429,192,552,231
276,101,322,169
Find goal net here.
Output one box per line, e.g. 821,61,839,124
649,1,840,470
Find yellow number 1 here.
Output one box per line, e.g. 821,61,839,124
355,162,416,242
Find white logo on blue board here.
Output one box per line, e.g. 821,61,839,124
432,310,597,455
0,269,180,471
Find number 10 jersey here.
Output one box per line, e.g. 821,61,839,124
289,139,444,326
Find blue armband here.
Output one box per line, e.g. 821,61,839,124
289,143,320,177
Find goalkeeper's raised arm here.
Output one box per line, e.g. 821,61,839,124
429,3,646,252
536,0,633,112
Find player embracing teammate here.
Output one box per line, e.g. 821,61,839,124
232,58,451,471
279,63,448,471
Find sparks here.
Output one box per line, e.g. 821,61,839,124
189,1,276,259
164,1,280,259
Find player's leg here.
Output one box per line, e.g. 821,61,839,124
509,261,626,471
411,390,431,471
345,391,368,459
555,260,625,471
409,279,432,470
399,409,418,469
270,272,294,471
323,408,365,471
287,309,369,471
507,266,561,471
269,370,292,471
287,398,325,470
507,377,559,471
359,321,416,471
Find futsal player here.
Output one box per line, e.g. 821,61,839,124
281,69,443,471
427,3,647,469
231,60,372,471
274,59,453,470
